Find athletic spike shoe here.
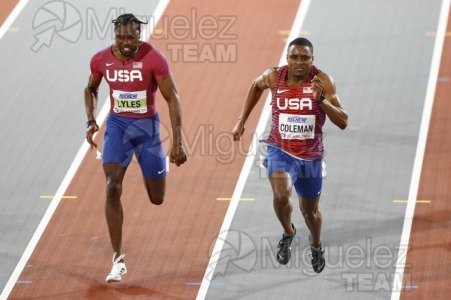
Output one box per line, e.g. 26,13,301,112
276,223,296,265
106,252,127,283
309,236,325,273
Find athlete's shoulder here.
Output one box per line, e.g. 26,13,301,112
140,42,168,63
316,69,334,85
139,42,170,79
89,46,111,76
310,64,325,76
263,66,281,79
262,65,284,87
90,46,111,65
138,41,153,54
265,65,287,74
140,42,162,56
312,66,337,93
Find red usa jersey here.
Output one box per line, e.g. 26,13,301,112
264,65,326,160
90,42,170,118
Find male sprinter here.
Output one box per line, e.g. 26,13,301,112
232,38,347,273
84,14,187,282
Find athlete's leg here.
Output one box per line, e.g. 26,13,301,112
293,159,323,247
103,162,127,256
299,195,322,248
130,114,167,205
266,146,296,235
143,177,166,205
269,172,294,235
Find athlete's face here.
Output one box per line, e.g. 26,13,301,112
286,45,313,79
114,24,140,57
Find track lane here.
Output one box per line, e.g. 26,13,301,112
400,4,451,299
6,0,299,299
0,0,19,27
2,0,449,299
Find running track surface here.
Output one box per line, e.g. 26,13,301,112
3,0,299,299
0,0,19,27
401,11,451,300
1,0,450,299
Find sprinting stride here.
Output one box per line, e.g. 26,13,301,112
84,14,187,282
232,37,347,273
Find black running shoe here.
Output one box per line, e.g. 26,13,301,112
276,224,296,265
309,236,325,273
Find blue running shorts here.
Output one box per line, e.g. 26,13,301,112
266,146,324,199
102,113,166,179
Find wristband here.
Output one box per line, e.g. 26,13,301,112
316,94,325,105
87,119,97,128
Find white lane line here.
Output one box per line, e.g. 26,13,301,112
195,0,312,299
0,0,30,40
0,1,170,299
390,0,450,298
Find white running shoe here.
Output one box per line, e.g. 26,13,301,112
106,252,127,283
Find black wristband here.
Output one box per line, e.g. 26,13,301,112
87,119,97,128
316,94,325,105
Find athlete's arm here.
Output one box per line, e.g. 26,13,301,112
312,72,348,130
232,67,278,141
157,74,187,166
84,74,102,149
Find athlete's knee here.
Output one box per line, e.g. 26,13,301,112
301,207,318,223
143,177,165,205
144,187,165,205
106,179,122,200
104,164,125,202
270,171,292,201
149,195,164,205
273,191,291,205
271,186,291,203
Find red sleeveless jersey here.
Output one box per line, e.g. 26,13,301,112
264,65,326,160
90,42,170,118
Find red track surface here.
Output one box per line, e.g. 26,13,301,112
0,0,19,27
6,0,299,299
3,0,450,299
400,13,451,300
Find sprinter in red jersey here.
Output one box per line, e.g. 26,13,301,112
232,38,347,273
84,14,187,282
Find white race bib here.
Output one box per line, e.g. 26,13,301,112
279,113,315,140
112,90,147,114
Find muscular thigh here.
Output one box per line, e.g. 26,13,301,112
267,147,294,197
266,146,324,200
292,159,323,200
127,115,167,179
102,114,134,168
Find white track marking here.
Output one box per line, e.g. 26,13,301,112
391,0,450,298
0,0,30,40
0,1,170,299
196,0,312,299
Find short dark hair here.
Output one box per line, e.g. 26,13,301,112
112,14,148,33
287,37,313,53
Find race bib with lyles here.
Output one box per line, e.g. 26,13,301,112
112,90,147,114
279,113,315,140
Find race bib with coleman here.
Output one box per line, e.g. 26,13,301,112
279,113,315,140
112,90,147,114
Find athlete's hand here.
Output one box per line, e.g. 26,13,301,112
311,75,324,100
232,121,245,141
170,144,187,166
86,124,99,149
